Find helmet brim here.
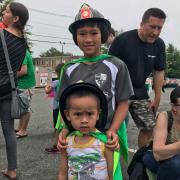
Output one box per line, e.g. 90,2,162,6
69,17,111,33
59,83,108,132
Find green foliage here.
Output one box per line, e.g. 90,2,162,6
101,45,108,54
40,47,62,57
40,47,73,57
166,43,180,78
24,24,33,51
0,0,13,18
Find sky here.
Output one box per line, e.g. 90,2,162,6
17,0,180,57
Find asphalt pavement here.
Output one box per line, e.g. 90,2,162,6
0,88,172,180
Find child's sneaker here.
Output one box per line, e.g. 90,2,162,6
45,145,59,154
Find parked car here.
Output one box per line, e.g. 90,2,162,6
164,78,179,88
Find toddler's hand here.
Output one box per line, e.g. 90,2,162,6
106,130,120,151
45,83,52,94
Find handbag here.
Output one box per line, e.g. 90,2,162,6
0,30,29,119
127,145,150,180
11,89,30,119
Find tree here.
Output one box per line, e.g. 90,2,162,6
40,47,73,57
166,43,180,78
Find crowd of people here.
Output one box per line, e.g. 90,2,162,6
0,2,179,180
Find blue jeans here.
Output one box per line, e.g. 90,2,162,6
143,151,180,180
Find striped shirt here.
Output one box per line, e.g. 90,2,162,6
0,30,27,97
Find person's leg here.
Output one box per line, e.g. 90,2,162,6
0,98,17,178
15,119,22,132
16,112,30,136
16,89,32,137
129,99,156,148
53,109,59,129
45,108,60,154
157,154,180,180
143,150,159,173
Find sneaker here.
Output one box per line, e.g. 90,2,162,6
45,145,60,154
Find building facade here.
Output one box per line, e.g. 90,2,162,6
34,56,80,87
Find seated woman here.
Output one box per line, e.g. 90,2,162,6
143,86,180,180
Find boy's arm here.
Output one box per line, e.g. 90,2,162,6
106,100,128,150
105,147,113,180
57,150,68,180
17,51,29,77
109,100,128,132
17,64,27,77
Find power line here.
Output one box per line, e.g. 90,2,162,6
29,20,67,29
30,39,75,45
31,33,73,41
30,39,58,43
29,8,73,19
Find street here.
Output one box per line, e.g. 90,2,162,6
0,88,172,180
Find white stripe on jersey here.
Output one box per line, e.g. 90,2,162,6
103,60,118,111
66,63,80,77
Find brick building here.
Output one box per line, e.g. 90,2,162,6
33,56,80,87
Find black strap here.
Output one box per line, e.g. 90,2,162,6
167,110,173,133
0,30,16,91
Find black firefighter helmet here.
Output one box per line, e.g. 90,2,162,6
69,3,111,44
59,82,108,132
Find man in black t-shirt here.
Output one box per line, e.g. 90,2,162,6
109,8,166,148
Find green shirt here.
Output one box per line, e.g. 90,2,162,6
17,50,36,89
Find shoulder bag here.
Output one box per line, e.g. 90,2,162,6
0,30,29,119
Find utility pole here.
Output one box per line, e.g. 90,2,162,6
59,41,65,62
